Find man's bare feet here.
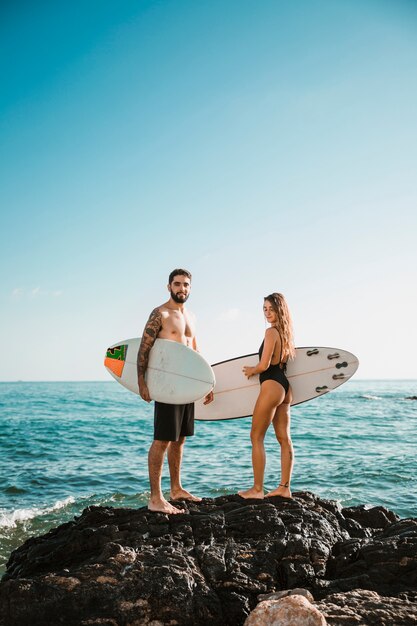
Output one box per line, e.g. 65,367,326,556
237,487,264,499
170,488,202,502
265,484,292,499
148,497,182,514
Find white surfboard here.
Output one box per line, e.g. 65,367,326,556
104,338,215,404
195,347,359,420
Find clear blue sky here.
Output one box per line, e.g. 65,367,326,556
1,0,416,380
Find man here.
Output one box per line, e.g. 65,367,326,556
137,269,213,514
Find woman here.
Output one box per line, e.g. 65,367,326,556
238,293,295,499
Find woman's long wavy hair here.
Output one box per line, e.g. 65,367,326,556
264,293,295,362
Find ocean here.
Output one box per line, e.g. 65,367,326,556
1,380,416,576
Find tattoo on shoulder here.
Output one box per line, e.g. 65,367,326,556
145,308,162,338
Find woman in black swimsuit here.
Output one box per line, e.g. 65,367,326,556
238,293,295,499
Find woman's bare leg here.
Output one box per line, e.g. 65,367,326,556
266,389,293,498
238,381,285,499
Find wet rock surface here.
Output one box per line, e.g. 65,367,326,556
0,492,416,625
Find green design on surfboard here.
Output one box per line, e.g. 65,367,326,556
106,345,127,361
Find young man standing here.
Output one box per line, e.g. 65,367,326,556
137,269,213,514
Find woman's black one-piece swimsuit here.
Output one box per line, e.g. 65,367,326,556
259,338,290,394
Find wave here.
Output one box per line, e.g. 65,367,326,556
0,491,151,531
359,394,382,400
0,496,75,529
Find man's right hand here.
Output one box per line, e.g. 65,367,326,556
139,381,151,403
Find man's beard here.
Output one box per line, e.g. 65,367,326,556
171,291,189,304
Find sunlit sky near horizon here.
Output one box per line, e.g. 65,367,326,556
1,0,416,381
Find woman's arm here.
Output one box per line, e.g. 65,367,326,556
243,328,278,378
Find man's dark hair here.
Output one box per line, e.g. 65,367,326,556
168,268,192,284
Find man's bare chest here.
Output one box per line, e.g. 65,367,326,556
161,310,195,339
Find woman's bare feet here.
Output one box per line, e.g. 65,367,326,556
265,484,292,499
237,487,265,499
148,496,183,514
170,488,202,502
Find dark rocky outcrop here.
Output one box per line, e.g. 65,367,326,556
0,492,416,625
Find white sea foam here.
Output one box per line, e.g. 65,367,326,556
49,496,75,512
0,496,75,529
0,507,41,528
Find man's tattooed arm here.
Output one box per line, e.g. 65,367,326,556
137,307,163,383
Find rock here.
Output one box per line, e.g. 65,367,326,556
321,518,417,597
244,595,327,625
342,504,399,531
0,492,416,626
316,589,417,625
258,587,315,603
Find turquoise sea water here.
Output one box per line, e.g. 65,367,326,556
1,380,416,575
